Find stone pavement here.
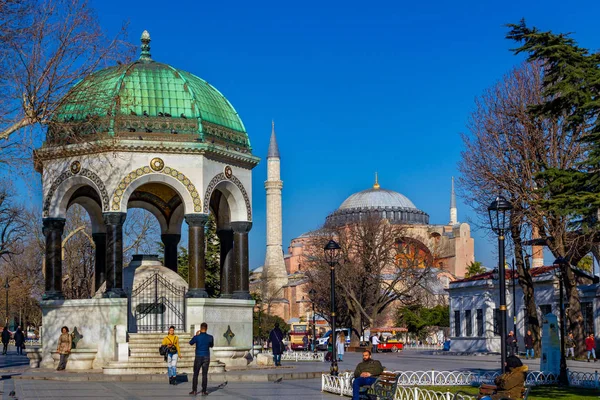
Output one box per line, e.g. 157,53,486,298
0,347,599,399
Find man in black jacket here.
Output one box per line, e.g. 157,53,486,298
352,350,383,400
268,322,284,366
1,327,10,355
524,330,534,359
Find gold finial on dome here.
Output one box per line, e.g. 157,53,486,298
373,172,380,189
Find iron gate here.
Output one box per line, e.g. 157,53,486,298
130,272,187,332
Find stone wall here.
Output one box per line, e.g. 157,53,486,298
40,298,127,369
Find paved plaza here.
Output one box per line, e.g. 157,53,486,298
1,347,599,399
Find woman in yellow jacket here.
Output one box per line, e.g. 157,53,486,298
162,325,181,385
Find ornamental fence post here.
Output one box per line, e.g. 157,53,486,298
595,370,598,389
413,387,419,400
431,370,435,384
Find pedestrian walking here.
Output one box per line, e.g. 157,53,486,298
268,322,284,366
524,330,534,359
506,331,518,356
13,326,25,356
1,326,10,355
56,326,72,371
371,333,380,354
302,333,309,351
189,322,214,396
337,331,345,362
162,325,181,385
585,333,597,362
565,333,575,360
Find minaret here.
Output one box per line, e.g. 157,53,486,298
449,177,458,225
262,121,288,299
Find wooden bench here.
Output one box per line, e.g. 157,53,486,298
371,371,401,400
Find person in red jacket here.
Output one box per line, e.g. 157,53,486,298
585,333,597,362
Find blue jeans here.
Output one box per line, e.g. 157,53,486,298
273,354,281,365
353,376,377,400
587,349,596,360
525,348,534,358
167,353,178,377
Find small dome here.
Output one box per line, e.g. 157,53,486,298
339,188,417,210
47,31,249,149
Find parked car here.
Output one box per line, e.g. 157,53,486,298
316,328,351,350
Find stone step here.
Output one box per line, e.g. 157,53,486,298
128,356,195,363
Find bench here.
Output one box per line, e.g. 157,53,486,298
357,371,400,400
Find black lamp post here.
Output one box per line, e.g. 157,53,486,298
488,195,512,370
324,239,341,376
4,278,9,327
512,259,517,340
256,298,262,347
553,257,569,386
309,288,317,353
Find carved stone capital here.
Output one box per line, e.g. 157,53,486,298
42,218,66,234
103,212,127,226
185,213,209,227
231,221,252,234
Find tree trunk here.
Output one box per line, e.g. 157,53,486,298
511,221,542,355
563,263,586,357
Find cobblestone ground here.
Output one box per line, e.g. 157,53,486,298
0,378,338,400
1,346,598,399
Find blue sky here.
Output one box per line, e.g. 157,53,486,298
43,1,600,270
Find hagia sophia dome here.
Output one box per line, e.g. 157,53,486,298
46,31,250,151
325,175,429,227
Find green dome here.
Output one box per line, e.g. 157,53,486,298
49,31,249,149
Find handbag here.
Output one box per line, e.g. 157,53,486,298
159,345,168,356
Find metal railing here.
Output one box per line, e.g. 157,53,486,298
263,350,325,362
321,369,600,398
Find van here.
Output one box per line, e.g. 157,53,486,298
316,328,351,350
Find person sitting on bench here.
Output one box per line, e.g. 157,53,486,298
352,350,383,400
478,355,528,400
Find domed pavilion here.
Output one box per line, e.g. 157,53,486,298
35,31,258,371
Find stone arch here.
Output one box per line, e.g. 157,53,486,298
70,196,105,233
203,172,251,221
127,200,169,233
45,168,109,218
110,165,200,214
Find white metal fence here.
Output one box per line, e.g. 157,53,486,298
322,369,600,398
263,350,325,362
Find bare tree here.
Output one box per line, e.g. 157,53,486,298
0,0,133,141
304,216,433,346
459,61,592,354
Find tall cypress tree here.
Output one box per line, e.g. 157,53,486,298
506,20,600,355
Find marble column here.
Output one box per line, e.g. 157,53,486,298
42,218,66,300
103,212,127,298
185,214,208,298
161,234,181,273
217,227,234,298
231,221,252,300
92,232,106,293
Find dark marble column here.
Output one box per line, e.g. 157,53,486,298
216,227,234,298
103,212,127,298
231,221,252,300
161,234,181,273
185,214,208,298
42,218,66,300
92,233,106,293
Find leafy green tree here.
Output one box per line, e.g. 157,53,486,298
395,305,449,340
577,255,593,273
464,261,486,278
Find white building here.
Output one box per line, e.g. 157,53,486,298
448,266,598,353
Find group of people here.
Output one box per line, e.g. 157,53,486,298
509,330,598,362
160,322,214,396
0,326,26,356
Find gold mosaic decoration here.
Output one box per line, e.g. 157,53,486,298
150,157,164,171
70,160,81,174
111,165,201,212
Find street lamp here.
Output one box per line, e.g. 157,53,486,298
4,278,9,327
553,257,569,386
256,298,262,347
324,239,341,376
309,288,317,354
512,259,517,341
488,195,512,370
